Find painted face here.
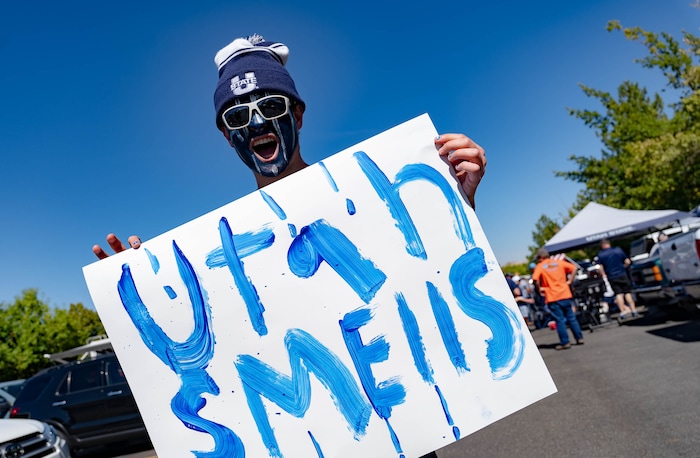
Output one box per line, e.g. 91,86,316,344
223,92,299,177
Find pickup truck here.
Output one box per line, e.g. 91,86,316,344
630,226,700,312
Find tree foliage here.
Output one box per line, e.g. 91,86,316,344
501,261,532,277
0,289,105,380
529,16,700,258
556,20,700,211
528,214,561,259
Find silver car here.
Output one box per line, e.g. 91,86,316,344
0,418,71,457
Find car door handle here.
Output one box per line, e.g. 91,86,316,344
52,400,67,406
107,390,123,396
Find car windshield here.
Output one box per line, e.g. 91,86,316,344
3,382,25,398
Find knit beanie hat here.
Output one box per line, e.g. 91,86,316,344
214,34,305,130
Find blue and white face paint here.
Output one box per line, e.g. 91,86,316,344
225,92,299,177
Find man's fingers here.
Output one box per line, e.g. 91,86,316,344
454,159,482,176
106,233,127,253
127,236,142,249
92,245,109,260
435,135,486,173
93,234,143,260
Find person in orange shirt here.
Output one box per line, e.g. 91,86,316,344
532,248,584,350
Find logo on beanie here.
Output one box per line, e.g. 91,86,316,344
230,72,258,96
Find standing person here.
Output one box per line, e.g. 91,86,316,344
92,34,487,458
510,274,534,328
92,34,486,259
597,238,639,319
532,248,584,350
505,273,524,321
528,262,549,328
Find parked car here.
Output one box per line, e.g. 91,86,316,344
0,418,71,457
630,216,700,312
657,228,700,301
0,379,25,418
9,352,150,454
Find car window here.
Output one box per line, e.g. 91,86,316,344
67,364,104,392
105,359,127,385
56,372,70,395
0,397,9,417
17,375,51,401
4,383,24,398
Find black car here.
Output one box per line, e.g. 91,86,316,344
0,379,25,418
9,353,150,453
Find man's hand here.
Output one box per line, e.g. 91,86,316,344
92,233,142,260
435,133,486,209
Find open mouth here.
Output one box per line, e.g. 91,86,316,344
250,134,279,162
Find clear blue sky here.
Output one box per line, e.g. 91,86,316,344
1,0,697,310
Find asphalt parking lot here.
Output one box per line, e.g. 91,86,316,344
438,307,700,458
103,307,700,458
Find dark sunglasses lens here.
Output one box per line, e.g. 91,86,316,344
224,106,250,128
258,97,288,118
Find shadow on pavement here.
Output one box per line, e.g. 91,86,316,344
647,320,700,342
74,439,155,458
614,307,700,342
536,342,561,350
536,306,700,347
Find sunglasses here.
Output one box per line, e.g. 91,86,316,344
221,95,291,130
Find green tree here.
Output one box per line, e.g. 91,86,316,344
0,289,105,380
46,303,106,355
501,261,531,276
0,289,52,380
530,16,700,257
556,20,700,212
528,214,561,259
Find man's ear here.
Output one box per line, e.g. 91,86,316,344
294,104,305,130
220,127,230,141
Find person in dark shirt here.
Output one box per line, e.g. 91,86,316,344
597,239,638,319
507,274,534,328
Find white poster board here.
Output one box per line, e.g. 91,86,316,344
83,114,556,458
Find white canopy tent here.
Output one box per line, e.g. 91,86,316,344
543,202,690,253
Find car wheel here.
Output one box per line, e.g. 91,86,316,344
54,428,76,456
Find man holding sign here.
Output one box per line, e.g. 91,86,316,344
92,34,486,259
90,35,496,458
